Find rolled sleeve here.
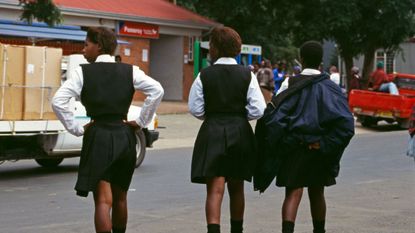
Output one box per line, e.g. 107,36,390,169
51,68,84,136
246,72,266,120
132,66,164,128
188,74,205,120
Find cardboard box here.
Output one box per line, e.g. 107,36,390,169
42,48,62,120
23,46,62,120
0,43,62,120
0,44,25,120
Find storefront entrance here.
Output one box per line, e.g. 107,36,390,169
150,35,183,101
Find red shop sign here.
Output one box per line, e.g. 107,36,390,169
118,21,159,39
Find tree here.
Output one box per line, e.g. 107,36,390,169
355,0,415,84
176,0,299,64
278,0,415,87
19,0,63,27
177,0,415,87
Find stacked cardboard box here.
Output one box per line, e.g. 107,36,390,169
0,43,62,120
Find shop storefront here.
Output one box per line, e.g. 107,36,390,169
0,0,218,101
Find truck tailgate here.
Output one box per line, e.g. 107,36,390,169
349,90,415,118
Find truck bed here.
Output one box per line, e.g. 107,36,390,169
0,120,65,135
349,89,415,119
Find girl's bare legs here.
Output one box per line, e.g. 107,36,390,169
93,181,113,233
227,179,244,233
281,187,304,233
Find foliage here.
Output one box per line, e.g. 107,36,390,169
177,0,415,80
176,0,299,64
19,0,63,27
322,0,415,81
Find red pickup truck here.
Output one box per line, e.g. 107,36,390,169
348,73,415,128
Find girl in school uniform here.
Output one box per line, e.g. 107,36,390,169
52,27,163,233
188,26,266,233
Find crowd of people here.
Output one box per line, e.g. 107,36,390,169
252,57,399,103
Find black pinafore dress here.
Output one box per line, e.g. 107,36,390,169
191,64,257,184
75,62,137,197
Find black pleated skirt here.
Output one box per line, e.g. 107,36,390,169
75,120,137,197
191,116,257,184
275,145,336,188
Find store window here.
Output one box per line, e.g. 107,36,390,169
188,36,196,62
375,50,395,74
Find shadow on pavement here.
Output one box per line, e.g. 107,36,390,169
0,164,78,181
356,121,407,132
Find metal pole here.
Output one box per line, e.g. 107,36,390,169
193,39,200,78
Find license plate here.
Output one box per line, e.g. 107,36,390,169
377,111,393,118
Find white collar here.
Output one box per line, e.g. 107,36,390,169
95,54,115,63
214,57,238,65
301,68,321,75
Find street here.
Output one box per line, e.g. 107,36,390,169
0,114,414,233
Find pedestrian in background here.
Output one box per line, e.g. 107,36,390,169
407,106,415,161
188,26,266,233
274,61,287,94
257,59,275,102
369,61,399,95
253,61,260,75
276,65,302,95
348,66,361,94
52,27,164,233
254,41,354,233
329,65,340,86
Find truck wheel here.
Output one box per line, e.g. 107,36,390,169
35,158,64,168
360,116,377,127
135,130,146,168
398,119,410,129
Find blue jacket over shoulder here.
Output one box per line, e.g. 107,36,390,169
254,73,355,192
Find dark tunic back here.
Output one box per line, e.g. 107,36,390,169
191,64,257,184
81,62,134,119
75,63,137,197
202,64,251,116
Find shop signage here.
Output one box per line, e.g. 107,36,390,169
200,41,262,55
118,21,159,39
241,44,262,55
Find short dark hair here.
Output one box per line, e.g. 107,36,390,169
209,26,241,61
86,27,117,55
300,41,323,69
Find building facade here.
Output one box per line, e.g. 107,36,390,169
0,0,218,101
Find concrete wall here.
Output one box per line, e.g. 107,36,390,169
183,36,194,101
150,35,183,101
395,42,415,74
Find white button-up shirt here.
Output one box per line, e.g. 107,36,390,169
188,57,266,120
276,68,321,95
52,54,164,136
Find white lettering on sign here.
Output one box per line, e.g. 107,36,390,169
124,26,143,34
200,42,262,55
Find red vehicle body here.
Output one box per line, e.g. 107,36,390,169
348,73,415,128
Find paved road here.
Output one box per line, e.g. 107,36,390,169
154,113,407,150
0,114,414,233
